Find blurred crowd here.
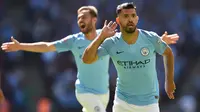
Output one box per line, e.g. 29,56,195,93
0,0,200,112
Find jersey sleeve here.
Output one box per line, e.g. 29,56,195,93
149,32,168,55
97,38,114,58
53,35,75,52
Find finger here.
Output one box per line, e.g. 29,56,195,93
168,33,179,36
167,34,178,37
111,22,118,30
108,21,113,27
169,92,175,99
162,31,168,36
169,35,179,38
1,45,5,48
165,31,168,35
104,20,107,26
11,36,16,42
170,36,179,41
2,42,10,46
1,47,7,50
167,93,171,99
167,92,173,99
1,45,8,49
2,47,9,51
2,42,14,46
113,22,118,29
170,41,177,44
169,94,173,99
110,22,116,28
170,93,175,99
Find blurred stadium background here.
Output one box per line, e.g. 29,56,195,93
0,0,199,112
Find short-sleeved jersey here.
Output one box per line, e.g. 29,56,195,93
97,29,168,105
54,29,110,94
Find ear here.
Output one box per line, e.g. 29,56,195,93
116,17,119,24
93,17,97,22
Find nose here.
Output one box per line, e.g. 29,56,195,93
128,20,133,23
128,17,133,23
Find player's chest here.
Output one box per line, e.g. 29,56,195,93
72,40,90,58
110,43,155,60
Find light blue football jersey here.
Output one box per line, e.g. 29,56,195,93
54,29,110,94
98,29,168,105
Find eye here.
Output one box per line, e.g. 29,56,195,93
132,14,136,17
124,14,128,18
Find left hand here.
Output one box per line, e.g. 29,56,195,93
161,31,179,44
165,81,176,99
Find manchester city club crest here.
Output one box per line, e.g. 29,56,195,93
141,47,149,56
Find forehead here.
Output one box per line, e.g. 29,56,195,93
78,10,91,17
120,9,136,15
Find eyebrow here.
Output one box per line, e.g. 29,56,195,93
77,14,84,18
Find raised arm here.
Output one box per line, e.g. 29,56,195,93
82,20,117,64
1,37,56,52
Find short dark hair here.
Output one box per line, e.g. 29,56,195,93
116,2,136,15
78,6,98,17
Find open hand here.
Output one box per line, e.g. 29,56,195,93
162,31,179,44
101,20,118,38
1,37,20,52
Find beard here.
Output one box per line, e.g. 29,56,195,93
124,25,136,33
79,22,93,34
121,22,137,33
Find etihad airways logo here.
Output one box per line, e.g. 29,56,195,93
117,59,150,69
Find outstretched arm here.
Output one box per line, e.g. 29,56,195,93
82,20,117,64
1,37,56,52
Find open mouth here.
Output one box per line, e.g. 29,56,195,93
80,24,86,29
80,23,86,29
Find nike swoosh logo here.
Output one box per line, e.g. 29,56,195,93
78,46,85,49
116,51,124,54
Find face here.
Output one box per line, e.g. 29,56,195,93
77,10,96,34
118,8,139,33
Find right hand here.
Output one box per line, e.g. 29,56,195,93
101,20,118,39
1,37,20,52
165,81,176,99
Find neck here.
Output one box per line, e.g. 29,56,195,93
121,28,139,44
84,29,97,41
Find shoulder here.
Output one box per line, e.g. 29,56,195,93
102,32,121,46
61,32,86,43
73,32,85,40
139,29,160,38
